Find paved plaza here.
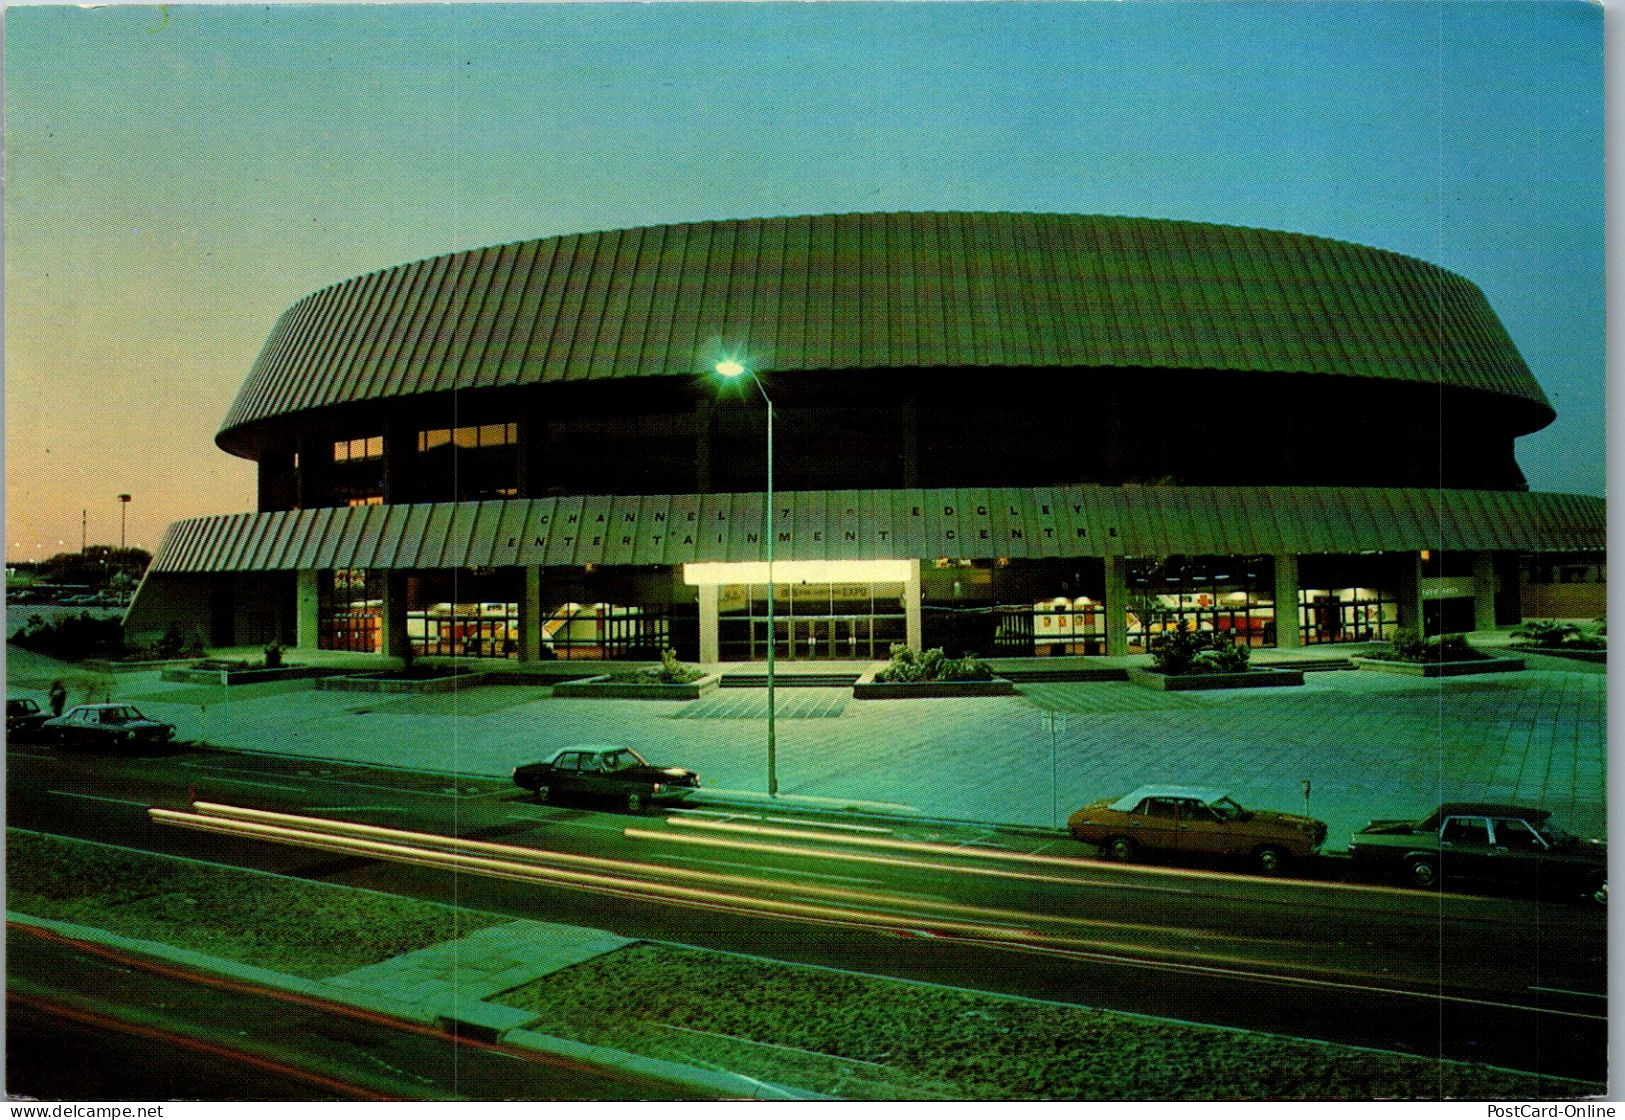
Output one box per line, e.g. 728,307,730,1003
8,634,1606,850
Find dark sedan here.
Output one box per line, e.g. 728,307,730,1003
44,703,177,752
7,698,54,741
1349,803,1606,904
512,744,700,812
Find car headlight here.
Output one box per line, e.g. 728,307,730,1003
651,783,664,794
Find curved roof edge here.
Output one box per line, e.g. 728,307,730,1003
145,486,1605,575
218,211,1553,452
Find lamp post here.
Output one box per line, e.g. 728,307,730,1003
715,358,777,797
118,494,131,550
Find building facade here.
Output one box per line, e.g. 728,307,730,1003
129,212,1605,662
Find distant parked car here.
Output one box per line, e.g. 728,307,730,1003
1067,785,1327,873
1349,803,1606,904
512,744,700,812
7,698,53,741
44,703,176,751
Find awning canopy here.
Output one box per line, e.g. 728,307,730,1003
148,484,1605,575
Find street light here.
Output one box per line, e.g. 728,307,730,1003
714,358,777,797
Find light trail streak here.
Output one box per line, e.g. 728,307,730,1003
148,804,1585,1015
46,790,154,808
659,816,1500,907
174,802,1270,945
7,990,400,1101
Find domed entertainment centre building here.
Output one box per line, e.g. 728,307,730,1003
129,212,1604,663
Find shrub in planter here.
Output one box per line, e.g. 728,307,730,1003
1368,629,1481,664
1149,621,1250,676
617,648,705,685
1511,620,1580,649
264,641,285,669
1510,619,1605,653
875,644,992,683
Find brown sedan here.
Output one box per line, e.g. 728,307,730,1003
1068,785,1327,873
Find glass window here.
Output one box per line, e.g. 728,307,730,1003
333,436,383,463
1494,818,1546,850
1441,817,1492,846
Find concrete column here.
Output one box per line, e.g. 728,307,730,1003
697,582,720,664
520,566,543,661
1104,555,1129,657
905,558,923,651
295,569,321,651
1395,552,1424,634
379,572,409,658
1272,553,1301,650
1471,552,1499,633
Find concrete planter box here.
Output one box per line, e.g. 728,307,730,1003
161,664,347,685
83,657,200,674
316,669,488,693
1510,645,1606,665
1129,666,1305,691
852,672,1015,699
1351,655,1526,678
551,674,720,700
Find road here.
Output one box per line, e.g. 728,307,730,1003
6,740,1609,1086
6,922,709,1101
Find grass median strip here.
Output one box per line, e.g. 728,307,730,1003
6,829,503,978
493,944,1584,1100
6,828,1592,1101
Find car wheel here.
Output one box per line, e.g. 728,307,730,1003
1406,856,1439,889
1103,836,1137,862
1253,845,1289,875
532,785,550,805
626,791,646,814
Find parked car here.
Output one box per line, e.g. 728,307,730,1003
44,703,176,751
7,698,53,741
1067,785,1327,872
512,744,700,812
1349,803,1606,904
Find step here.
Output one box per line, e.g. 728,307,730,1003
720,673,863,689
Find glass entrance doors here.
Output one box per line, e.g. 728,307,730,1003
720,581,906,661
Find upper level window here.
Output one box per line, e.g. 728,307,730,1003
418,423,517,452
334,435,383,463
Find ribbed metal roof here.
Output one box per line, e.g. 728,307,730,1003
148,486,1603,574
219,213,1552,452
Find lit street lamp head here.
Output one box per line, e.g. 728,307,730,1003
715,358,746,379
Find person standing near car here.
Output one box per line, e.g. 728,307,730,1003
48,680,66,717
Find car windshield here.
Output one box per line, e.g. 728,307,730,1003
1208,797,1246,822
602,749,647,771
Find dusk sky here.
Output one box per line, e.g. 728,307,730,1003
4,1,1605,562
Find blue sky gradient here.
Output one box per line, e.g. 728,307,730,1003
4,1,1604,557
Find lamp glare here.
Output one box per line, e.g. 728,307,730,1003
716,359,746,378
